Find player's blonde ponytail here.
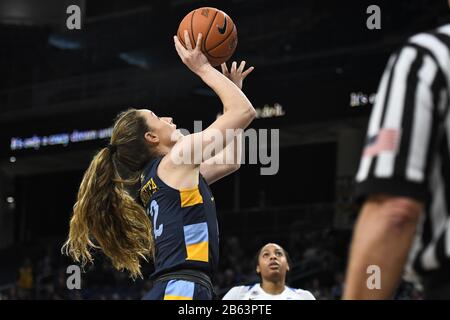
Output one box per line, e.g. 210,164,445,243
62,109,155,279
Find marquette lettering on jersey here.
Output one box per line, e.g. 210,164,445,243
140,177,158,208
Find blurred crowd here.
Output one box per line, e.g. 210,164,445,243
0,228,423,300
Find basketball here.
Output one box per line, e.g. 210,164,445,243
177,7,238,67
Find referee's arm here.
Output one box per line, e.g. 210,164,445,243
344,195,423,299
343,41,446,299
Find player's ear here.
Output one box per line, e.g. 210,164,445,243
256,265,260,274
145,131,159,145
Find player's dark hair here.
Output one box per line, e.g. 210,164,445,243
254,243,292,284
62,108,155,279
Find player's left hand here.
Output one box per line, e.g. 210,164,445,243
221,61,254,90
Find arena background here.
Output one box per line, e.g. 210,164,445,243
0,0,448,300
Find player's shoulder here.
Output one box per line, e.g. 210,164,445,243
141,157,161,182
222,285,254,300
384,23,450,80
296,288,316,300
404,23,450,58
407,23,450,42
286,286,316,300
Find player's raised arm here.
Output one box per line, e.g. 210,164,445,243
172,31,256,165
200,61,254,184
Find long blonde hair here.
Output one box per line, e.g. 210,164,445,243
62,109,155,279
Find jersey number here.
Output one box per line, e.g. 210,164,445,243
149,200,163,239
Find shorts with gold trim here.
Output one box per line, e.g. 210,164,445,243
142,278,212,300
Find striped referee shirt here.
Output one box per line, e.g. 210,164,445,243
355,24,450,279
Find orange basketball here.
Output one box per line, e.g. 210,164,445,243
177,7,238,67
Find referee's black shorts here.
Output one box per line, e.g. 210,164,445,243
423,270,450,299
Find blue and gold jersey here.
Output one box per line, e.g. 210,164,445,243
140,157,219,279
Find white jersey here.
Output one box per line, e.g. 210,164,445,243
222,283,316,300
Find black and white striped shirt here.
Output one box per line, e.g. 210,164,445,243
355,24,450,279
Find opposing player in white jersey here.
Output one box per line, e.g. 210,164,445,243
222,243,315,300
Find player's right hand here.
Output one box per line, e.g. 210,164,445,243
174,30,211,75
